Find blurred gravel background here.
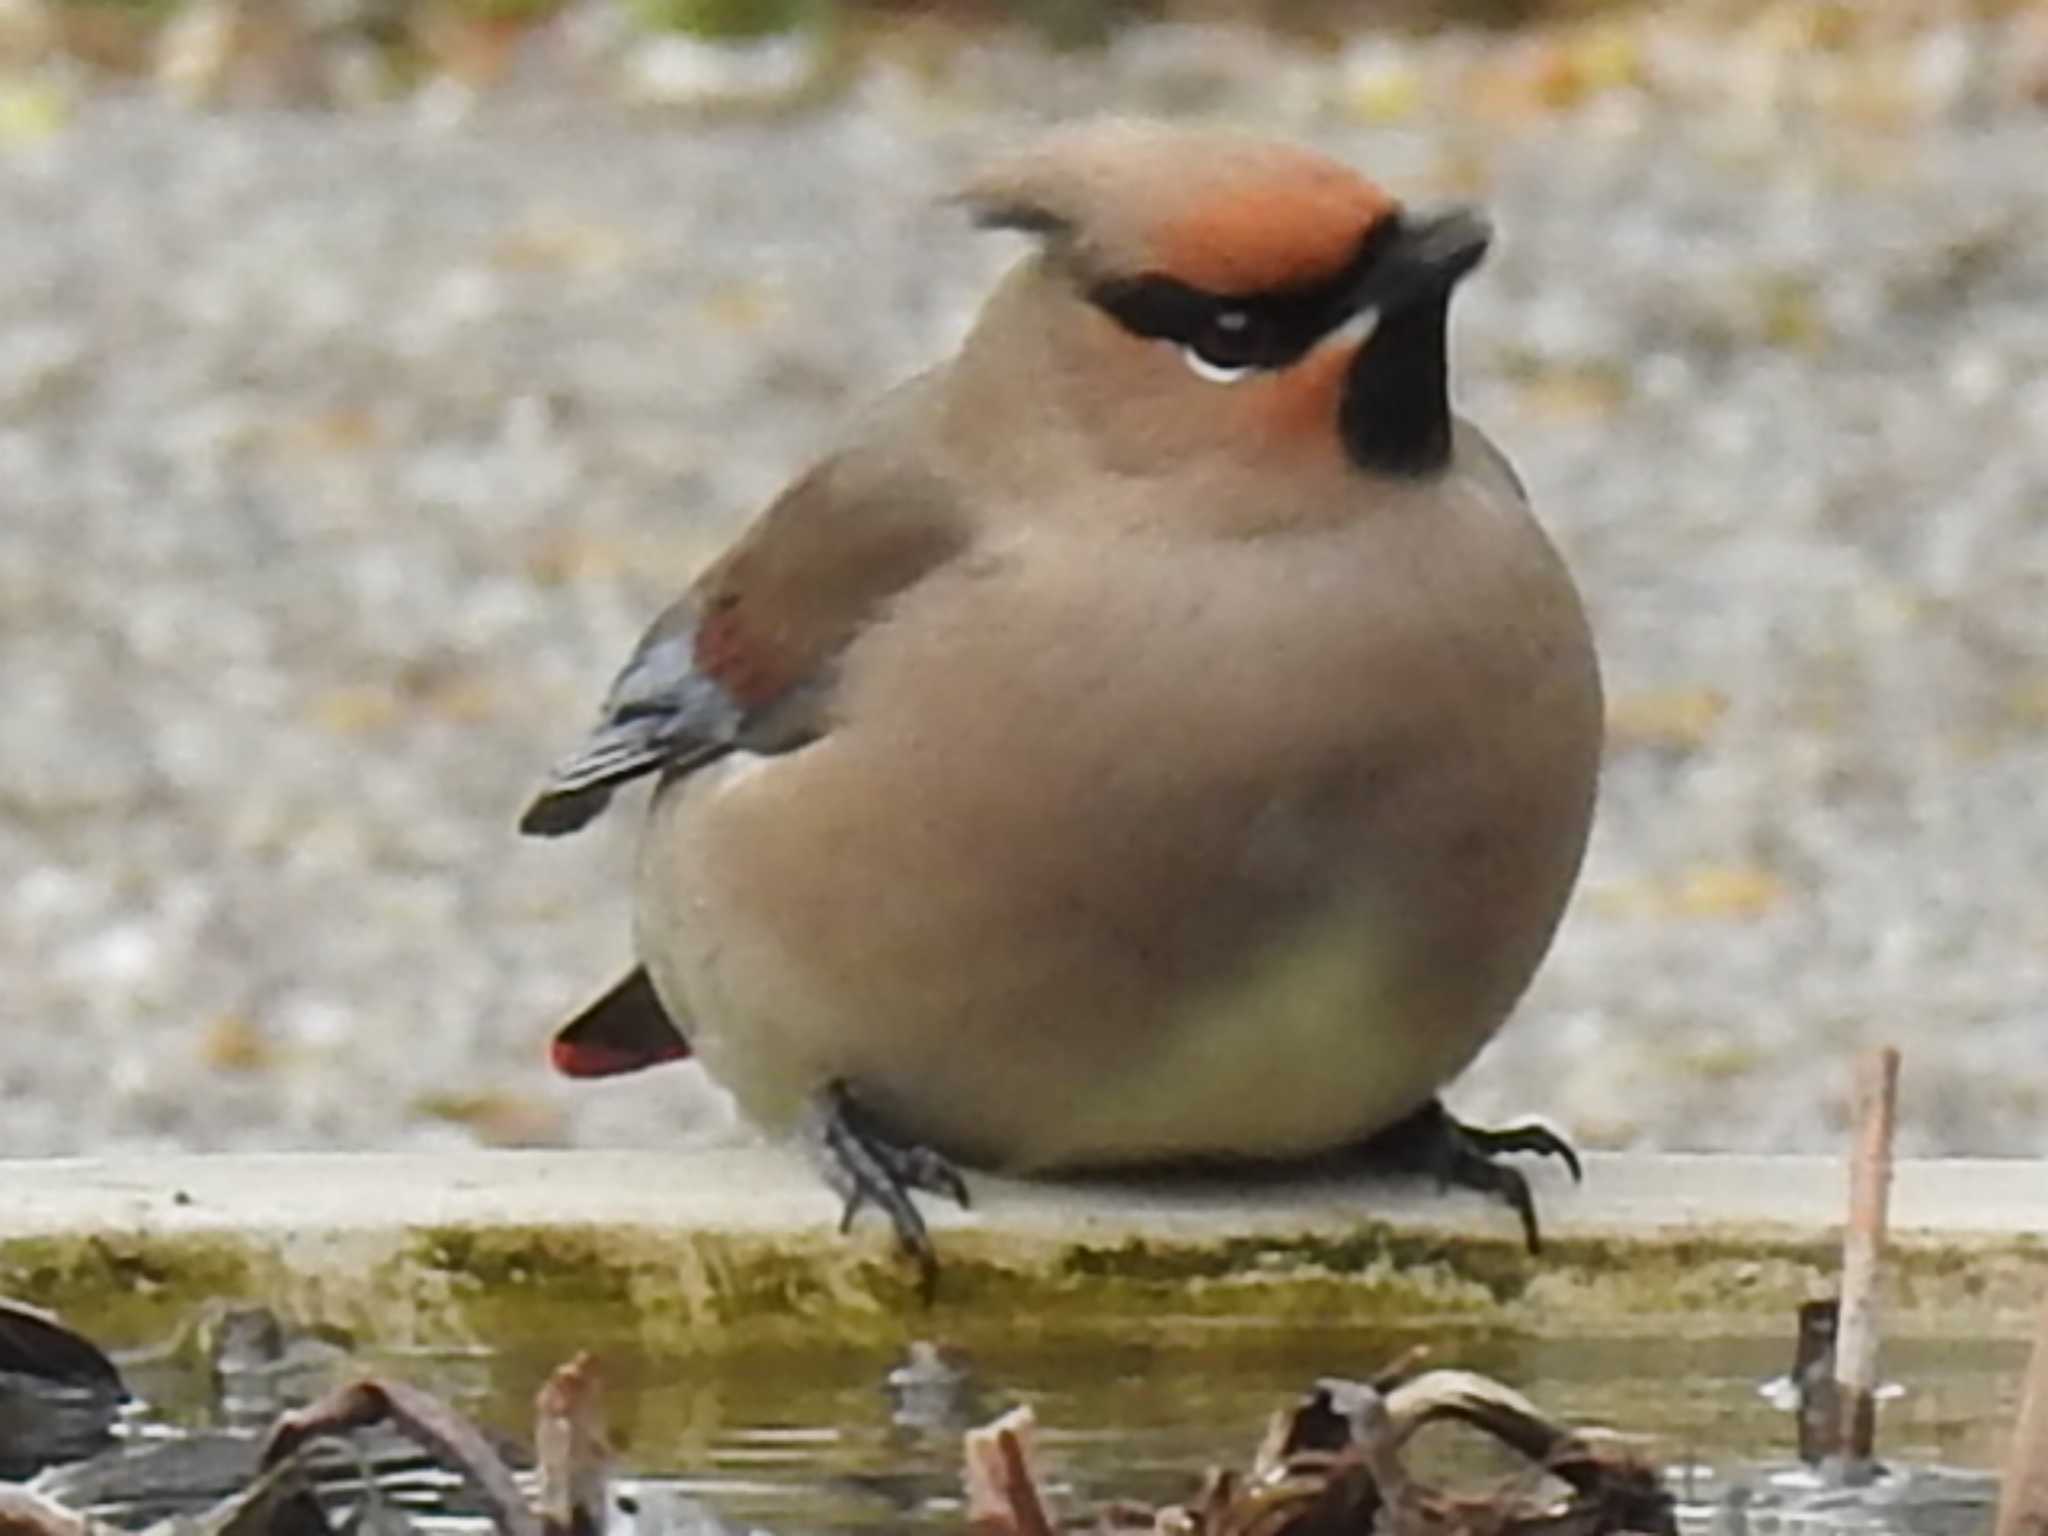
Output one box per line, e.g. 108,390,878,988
2,4,2045,1162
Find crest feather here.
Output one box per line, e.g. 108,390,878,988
955,119,1396,294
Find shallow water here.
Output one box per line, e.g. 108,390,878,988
55,1325,2020,1536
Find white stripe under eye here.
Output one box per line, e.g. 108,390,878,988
1181,347,1255,385
1323,307,1380,350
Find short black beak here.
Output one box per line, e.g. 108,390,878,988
1350,206,1492,315
1336,206,1490,479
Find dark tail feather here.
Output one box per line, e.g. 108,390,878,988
518,730,724,837
518,787,616,838
550,967,691,1079
518,750,662,836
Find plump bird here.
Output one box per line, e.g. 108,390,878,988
523,121,1604,1288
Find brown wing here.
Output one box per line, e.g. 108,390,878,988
519,442,971,838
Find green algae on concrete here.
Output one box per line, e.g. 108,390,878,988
391,1223,925,1350
0,1150,2042,1353
0,1231,263,1348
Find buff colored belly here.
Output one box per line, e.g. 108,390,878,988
634,753,1503,1175
633,502,1599,1175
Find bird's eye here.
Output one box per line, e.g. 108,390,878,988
1093,282,1306,383
1181,307,1269,385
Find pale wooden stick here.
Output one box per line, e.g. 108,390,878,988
964,1405,1054,1536
1995,1291,2048,1536
535,1352,607,1536
1832,1045,1899,1469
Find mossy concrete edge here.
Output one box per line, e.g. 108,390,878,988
0,1149,2038,1350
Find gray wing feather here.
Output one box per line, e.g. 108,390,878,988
519,604,748,837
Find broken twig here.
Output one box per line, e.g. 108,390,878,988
964,1405,1055,1536
0,1487,96,1536
1832,1045,1899,1473
1995,1291,2048,1536
262,1377,539,1536
1000,1359,1673,1536
535,1353,608,1536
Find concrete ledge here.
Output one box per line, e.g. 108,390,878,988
0,1150,2040,1351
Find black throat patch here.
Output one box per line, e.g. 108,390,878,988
1339,286,1454,478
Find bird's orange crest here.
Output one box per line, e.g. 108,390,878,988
1151,168,1392,295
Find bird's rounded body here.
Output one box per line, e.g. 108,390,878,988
636,419,1599,1172
528,122,1606,1254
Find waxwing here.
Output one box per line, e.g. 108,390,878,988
523,120,1604,1293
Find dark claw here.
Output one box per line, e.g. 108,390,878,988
1458,1120,1583,1185
892,1144,973,1212
1355,1099,1580,1255
806,1081,971,1303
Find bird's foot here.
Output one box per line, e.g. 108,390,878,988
1355,1099,1580,1255
805,1081,971,1302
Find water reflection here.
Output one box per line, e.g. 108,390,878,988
30,1323,2020,1536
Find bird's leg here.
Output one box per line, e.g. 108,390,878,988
803,1080,971,1301
1354,1098,1580,1255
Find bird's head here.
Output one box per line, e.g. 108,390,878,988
951,121,1490,495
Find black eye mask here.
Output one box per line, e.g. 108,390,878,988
1088,217,1401,373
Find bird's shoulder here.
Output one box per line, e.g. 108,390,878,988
518,385,976,836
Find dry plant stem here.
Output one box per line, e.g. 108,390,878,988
535,1353,608,1536
191,1452,324,1536
1833,1045,1899,1470
996,1429,1055,1536
262,1377,541,1536
1351,1392,1419,1520
1792,1299,1841,1466
964,1406,1054,1536
1023,1356,1677,1536
1995,1292,2048,1536
0,1487,93,1536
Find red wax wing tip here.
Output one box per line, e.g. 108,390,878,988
693,598,786,710
550,1032,690,1079
549,967,692,1078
